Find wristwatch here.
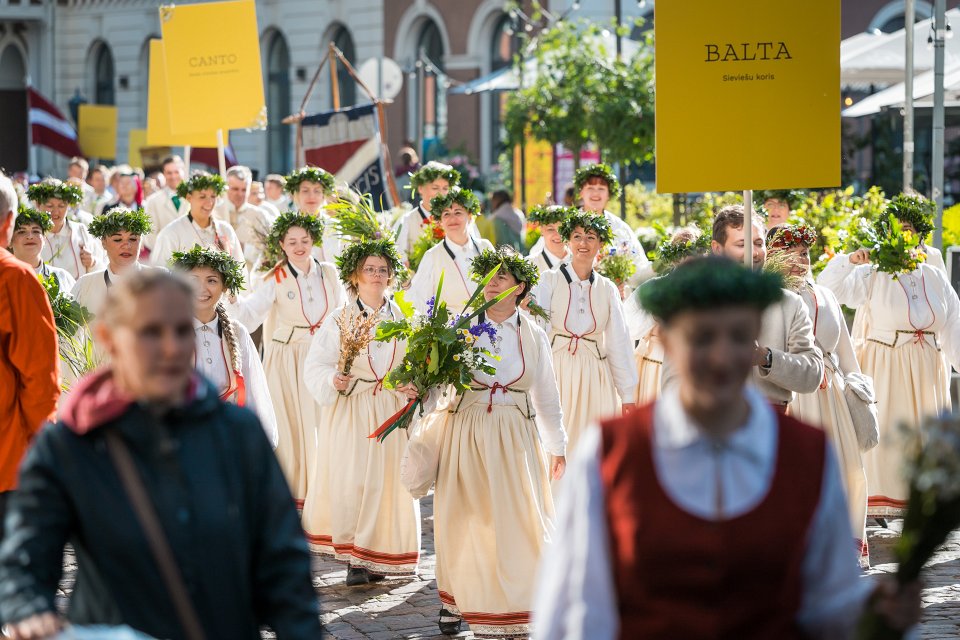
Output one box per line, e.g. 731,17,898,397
762,348,773,369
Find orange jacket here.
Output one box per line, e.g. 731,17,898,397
0,248,60,491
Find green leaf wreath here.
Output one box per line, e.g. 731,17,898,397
27,180,83,206
409,161,461,190
869,214,927,278
14,205,53,233
573,163,621,199
886,192,936,239
171,245,246,294
652,233,711,276
335,238,408,286
258,211,326,272
284,166,335,195
88,208,153,238
429,187,481,220
559,210,613,244
176,173,226,198
527,204,578,226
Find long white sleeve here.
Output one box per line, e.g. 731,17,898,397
601,279,639,400
816,254,874,309
532,426,618,640
529,324,567,457
302,311,342,407
929,266,960,372
605,212,652,285
229,277,277,332
407,247,440,313
624,292,656,342
238,325,278,447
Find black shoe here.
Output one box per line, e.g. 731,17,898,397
345,567,369,586
875,517,888,528
438,608,462,635
368,572,386,583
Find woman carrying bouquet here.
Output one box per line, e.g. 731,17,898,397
231,212,345,506
9,206,76,291
532,211,636,455
29,180,104,281
818,193,960,519
768,224,871,564
171,246,278,447
73,207,154,316
301,239,420,585
284,166,342,263
407,187,493,315
433,246,566,638
527,205,573,274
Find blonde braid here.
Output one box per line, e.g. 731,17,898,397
215,301,242,373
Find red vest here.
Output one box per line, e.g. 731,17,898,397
599,403,825,640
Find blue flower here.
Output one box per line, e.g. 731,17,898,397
426,296,436,317
469,321,497,342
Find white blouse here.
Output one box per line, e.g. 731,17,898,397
71,263,155,317
533,267,638,401
529,246,571,274
798,281,861,375
193,316,278,447
150,214,246,273
42,220,105,280
533,386,874,640
230,258,340,332
471,310,567,457
407,236,494,314
311,213,343,264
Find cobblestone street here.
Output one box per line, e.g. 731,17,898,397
57,495,960,638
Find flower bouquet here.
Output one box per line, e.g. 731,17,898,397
869,214,926,279
409,221,445,272
39,274,98,387
857,414,960,639
596,241,638,286
368,267,517,441
336,311,380,379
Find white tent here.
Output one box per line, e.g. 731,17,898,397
843,63,960,116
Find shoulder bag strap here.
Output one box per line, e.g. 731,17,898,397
104,429,207,640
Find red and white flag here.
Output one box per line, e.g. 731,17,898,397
28,88,83,158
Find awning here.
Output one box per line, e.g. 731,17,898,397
842,64,960,116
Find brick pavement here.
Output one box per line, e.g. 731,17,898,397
55,498,960,639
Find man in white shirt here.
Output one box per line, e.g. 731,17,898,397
143,156,189,253
264,174,292,213
533,256,921,640
67,157,97,214
214,166,274,266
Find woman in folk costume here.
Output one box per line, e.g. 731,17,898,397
28,180,104,281
407,188,494,315
8,206,75,291
150,173,245,271
73,208,155,317
818,193,960,519
768,224,873,565
531,211,637,456
171,245,278,447
284,166,342,264
432,246,566,638
526,205,573,274
230,212,346,506
301,239,420,585
394,161,460,261
627,227,711,405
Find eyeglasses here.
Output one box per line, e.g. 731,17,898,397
361,267,390,277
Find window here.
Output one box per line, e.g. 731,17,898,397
418,20,446,143
266,32,291,174
94,43,115,106
490,14,519,161
332,26,357,108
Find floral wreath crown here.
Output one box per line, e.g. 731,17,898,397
469,247,540,290
410,161,461,190
27,180,83,206
88,207,153,238
767,224,818,250
640,256,784,322
171,245,246,294
886,192,935,238
429,187,481,220
176,173,225,198
284,166,335,195
268,211,325,250
753,189,805,210
559,210,613,244
527,204,578,226
573,163,621,199
653,233,711,275
14,205,53,233
335,238,407,285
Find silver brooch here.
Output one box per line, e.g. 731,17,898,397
287,291,296,300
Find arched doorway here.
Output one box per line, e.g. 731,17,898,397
0,44,28,171
489,13,518,163
331,25,357,108
266,31,291,174
0,45,26,90
91,42,115,105
418,19,446,147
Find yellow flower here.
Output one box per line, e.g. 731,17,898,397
465,335,475,344
453,354,461,361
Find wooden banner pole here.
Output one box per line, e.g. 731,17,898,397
216,129,227,177
744,190,754,268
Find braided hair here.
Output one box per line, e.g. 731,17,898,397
214,301,242,374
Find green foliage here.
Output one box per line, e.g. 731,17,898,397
27,180,82,205
329,193,397,243
409,161,461,190
469,247,540,290
574,163,621,199
40,274,92,337
429,187,481,219
409,222,445,272
335,239,407,286
171,245,246,294
869,214,927,278
258,211,325,272
887,192,936,238
596,253,635,286
88,207,152,238
176,173,225,198
14,206,53,233
284,166,335,195
559,210,612,244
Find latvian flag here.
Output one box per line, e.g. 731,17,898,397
301,103,393,210
28,88,83,158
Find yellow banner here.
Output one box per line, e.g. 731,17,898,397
127,128,147,168
159,0,266,134
655,0,840,193
77,104,118,159
146,39,226,147
513,137,554,208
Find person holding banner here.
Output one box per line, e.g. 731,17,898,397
29,180,105,281
526,205,574,274
230,212,346,507
143,156,189,254
150,173,245,272
171,246,277,448
407,188,494,316
9,206,76,292
284,166,342,263
73,208,155,318
817,194,960,519
767,223,872,565
301,239,420,586
432,246,566,639
531,211,637,456
393,161,460,260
